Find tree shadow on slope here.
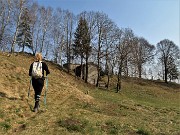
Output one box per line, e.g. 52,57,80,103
153,80,180,91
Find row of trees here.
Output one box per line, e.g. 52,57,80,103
0,0,180,89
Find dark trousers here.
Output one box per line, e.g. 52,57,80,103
32,78,44,101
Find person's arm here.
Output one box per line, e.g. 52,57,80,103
29,63,33,76
43,62,50,76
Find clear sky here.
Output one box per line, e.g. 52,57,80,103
35,0,180,47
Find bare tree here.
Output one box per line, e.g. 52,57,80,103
29,2,39,55
130,37,155,78
156,39,180,83
93,12,112,87
51,8,65,65
63,10,75,73
0,0,12,51
101,21,118,88
39,6,53,53
11,0,29,53
116,28,134,92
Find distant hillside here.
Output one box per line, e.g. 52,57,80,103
0,52,179,135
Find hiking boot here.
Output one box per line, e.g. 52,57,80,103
33,101,40,112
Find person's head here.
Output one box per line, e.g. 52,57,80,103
35,53,42,61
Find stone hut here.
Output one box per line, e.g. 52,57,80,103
83,62,98,85
63,63,80,71
64,62,98,85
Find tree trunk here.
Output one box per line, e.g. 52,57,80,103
117,63,122,92
107,72,110,89
22,40,25,52
164,64,168,83
0,27,5,48
138,64,142,78
40,29,46,53
66,22,70,73
85,57,88,83
96,28,101,87
80,57,83,79
96,53,100,87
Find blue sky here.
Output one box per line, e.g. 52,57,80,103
35,0,179,47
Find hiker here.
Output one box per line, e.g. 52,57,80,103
29,53,50,112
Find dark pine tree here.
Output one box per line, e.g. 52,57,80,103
73,17,91,83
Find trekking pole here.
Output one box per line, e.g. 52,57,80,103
28,77,32,98
44,76,48,106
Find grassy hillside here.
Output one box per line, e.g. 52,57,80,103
0,52,179,135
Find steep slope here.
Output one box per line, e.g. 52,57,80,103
0,52,93,135
0,52,179,135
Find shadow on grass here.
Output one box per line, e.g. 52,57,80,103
153,81,180,91
0,92,18,100
0,92,35,112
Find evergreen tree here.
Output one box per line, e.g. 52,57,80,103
167,56,179,81
73,17,91,83
16,8,32,52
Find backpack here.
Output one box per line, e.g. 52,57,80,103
32,61,43,78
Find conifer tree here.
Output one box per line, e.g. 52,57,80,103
73,17,91,82
167,56,179,81
16,8,32,52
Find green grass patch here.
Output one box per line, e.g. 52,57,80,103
136,127,151,135
102,120,120,134
0,122,11,131
58,117,89,133
0,110,5,118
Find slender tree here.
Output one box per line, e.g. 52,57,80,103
39,6,53,53
63,10,75,73
51,8,65,65
29,2,39,55
94,12,113,87
116,28,134,92
0,0,12,51
101,20,118,88
11,0,28,53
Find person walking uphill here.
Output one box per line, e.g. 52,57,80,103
29,53,50,112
